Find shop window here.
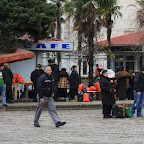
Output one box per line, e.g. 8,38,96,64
115,55,123,72
126,56,134,60
83,61,87,75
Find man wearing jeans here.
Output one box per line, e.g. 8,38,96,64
0,63,7,107
131,66,144,117
34,66,66,128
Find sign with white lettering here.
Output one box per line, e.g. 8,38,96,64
22,41,74,52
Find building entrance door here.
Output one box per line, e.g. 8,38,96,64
126,56,134,71
126,62,134,71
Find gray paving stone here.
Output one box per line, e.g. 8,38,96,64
0,109,144,144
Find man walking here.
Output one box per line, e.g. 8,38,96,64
0,63,8,107
100,70,115,118
34,66,66,128
131,66,144,117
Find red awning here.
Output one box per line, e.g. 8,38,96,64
0,48,34,63
96,30,144,45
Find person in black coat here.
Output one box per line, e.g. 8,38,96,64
34,66,66,128
48,59,60,101
3,63,14,103
69,65,79,101
131,66,144,117
100,70,115,118
31,64,44,101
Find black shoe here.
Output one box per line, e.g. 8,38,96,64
34,124,40,127
3,104,8,107
55,121,66,128
108,114,112,118
7,100,15,103
103,115,112,118
137,115,143,117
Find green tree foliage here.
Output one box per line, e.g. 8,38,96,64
65,0,121,83
97,0,121,69
0,0,57,53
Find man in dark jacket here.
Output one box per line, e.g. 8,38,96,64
48,59,60,100
31,64,44,101
100,70,115,118
3,63,14,103
0,63,8,107
34,66,66,128
131,66,144,117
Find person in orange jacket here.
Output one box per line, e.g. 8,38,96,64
95,64,102,82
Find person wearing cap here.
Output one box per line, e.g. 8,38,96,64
31,64,44,101
3,63,14,103
131,66,144,117
0,63,8,107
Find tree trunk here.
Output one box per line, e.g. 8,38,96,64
51,21,56,37
106,13,112,69
78,29,82,83
56,2,61,66
56,3,61,39
88,32,94,86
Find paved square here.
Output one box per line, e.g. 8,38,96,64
0,109,144,144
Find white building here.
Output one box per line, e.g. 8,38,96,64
9,0,143,82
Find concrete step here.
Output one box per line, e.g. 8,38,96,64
0,100,134,111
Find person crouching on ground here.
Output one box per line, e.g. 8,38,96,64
100,70,115,118
34,66,66,128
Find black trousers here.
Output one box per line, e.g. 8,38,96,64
103,105,112,115
69,88,78,100
6,84,13,100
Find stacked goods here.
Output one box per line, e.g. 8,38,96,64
12,73,24,84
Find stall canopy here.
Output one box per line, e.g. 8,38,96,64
0,48,34,63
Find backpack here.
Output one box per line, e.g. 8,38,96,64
112,104,126,118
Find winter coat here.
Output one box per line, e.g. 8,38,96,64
58,71,68,89
133,72,144,92
3,67,13,85
69,70,79,89
37,73,55,98
31,69,42,86
100,75,115,105
49,63,60,82
116,70,129,99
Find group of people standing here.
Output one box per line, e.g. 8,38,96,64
0,63,14,107
31,60,79,102
100,65,144,118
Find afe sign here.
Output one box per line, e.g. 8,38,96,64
22,41,74,52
